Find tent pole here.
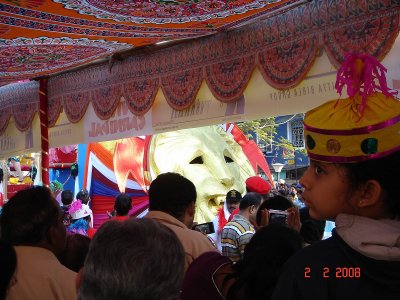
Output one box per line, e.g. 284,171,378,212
39,79,50,188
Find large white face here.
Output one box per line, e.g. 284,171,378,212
149,126,255,223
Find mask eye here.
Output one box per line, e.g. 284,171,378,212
224,155,234,163
190,156,203,164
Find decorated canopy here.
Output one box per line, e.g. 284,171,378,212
0,0,399,153
0,0,303,85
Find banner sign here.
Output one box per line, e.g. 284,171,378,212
5,39,400,153
83,99,153,143
151,84,246,134
0,116,40,159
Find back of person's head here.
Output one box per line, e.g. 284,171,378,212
243,225,303,266
299,206,325,245
114,193,132,216
67,201,92,235
69,201,92,221
0,186,62,247
59,234,91,273
256,195,294,226
76,189,90,205
61,190,74,206
239,192,262,211
245,176,271,196
148,172,197,220
229,224,302,300
0,240,17,300
78,218,185,300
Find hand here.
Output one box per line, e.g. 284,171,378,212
191,222,198,230
286,207,301,232
106,211,115,219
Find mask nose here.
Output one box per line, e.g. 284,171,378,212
220,177,234,189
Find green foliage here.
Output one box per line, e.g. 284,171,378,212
236,116,307,155
236,118,276,145
71,162,79,179
277,137,307,156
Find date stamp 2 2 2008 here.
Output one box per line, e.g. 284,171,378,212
304,267,361,279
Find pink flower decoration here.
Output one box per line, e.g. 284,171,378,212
68,200,82,215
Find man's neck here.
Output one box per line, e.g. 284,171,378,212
238,211,250,221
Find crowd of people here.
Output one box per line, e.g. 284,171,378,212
0,53,399,299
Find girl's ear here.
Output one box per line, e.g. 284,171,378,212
357,179,382,208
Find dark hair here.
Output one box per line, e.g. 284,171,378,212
226,224,302,300
299,206,325,244
76,189,90,205
148,173,197,220
226,190,242,204
0,240,17,300
256,195,294,226
239,192,262,211
59,234,91,272
114,193,132,216
79,218,185,300
61,190,74,206
341,151,400,219
0,186,60,245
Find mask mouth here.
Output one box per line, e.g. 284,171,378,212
206,195,225,215
195,195,227,223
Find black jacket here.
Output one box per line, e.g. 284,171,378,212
271,230,400,300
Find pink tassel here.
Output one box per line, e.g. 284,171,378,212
335,53,398,119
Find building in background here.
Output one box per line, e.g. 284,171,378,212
262,114,309,184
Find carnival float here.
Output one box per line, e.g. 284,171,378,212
85,123,272,227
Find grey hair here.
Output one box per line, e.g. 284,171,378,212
78,218,185,300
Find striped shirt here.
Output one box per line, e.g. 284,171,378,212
221,214,255,262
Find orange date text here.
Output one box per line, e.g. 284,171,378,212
304,267,361,278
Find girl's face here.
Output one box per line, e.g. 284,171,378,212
299,160,358,221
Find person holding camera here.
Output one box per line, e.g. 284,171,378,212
256,195,299,230
227,175,272,222
181,223,303,300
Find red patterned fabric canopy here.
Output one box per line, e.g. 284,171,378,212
0,0,300,85
0,0,399,136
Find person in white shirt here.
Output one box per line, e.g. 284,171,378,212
209,189,242,252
